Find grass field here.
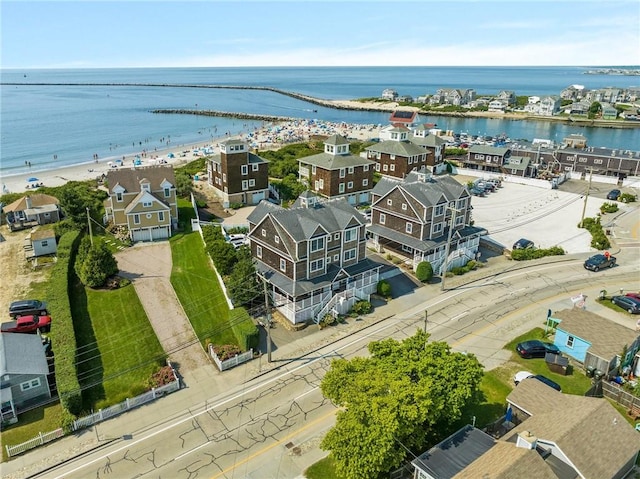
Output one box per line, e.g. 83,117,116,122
73,280,165,410
170,228,237,348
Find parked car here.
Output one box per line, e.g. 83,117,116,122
513,371,562,391
8,299,48,318
512,238,534,250
612,295,640,314
606,189,621,200
516,340,560,358
626,292,640,301
1,315,52,334
583,253,616,271
470,186,485,197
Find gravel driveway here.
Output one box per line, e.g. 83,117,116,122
115,242,212,380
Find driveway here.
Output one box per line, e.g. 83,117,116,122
115,242,212,381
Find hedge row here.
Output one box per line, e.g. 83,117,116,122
579,217,610,250
48,231,83,416
229,308,259,351
510,246,565,261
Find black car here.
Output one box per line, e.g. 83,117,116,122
583,253,616,271
612,295,640,314
512,238,534,250
606,189,621,200
516,340,560,358
8,299,48,319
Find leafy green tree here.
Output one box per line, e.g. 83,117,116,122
320,330,484,479
415,261,433,282
273,174,307,202
55,181,108,227
588,101,602,119
226,246,260,305
175,170,194,198
206,240,237,276
75,237,118,287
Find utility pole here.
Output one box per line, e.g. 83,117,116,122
579,167,594,228
424,310,428,333
261,274,272,363
440,207,459,291
86,207,93,246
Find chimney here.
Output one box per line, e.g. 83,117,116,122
25,196,32,209
516,431,538,450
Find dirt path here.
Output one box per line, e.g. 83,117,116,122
115,242,212,378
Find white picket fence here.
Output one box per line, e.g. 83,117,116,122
5,428,65,458
209,344,254,371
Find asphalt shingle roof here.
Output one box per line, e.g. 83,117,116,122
106,165,176,193
0,334,49,376
365,140,427,157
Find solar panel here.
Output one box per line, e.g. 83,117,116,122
391,110,415,119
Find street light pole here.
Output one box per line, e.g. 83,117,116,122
86,207,93,246
579,167,594,228
261,274,273,363
440,206,460,292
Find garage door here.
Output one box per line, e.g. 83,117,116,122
131,229,150,242
252,191,265,204
151,226,170,241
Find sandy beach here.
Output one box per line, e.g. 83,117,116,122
0,119,382,195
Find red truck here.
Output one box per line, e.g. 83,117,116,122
1,315,52,334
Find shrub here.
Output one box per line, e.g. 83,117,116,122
579,216,610,250
350,300,373,316
213,344,242,361
415,261,434,282
377,280,392,298
147,365,177,389
510,246,565,261
620,193,637,203
600,202,619,214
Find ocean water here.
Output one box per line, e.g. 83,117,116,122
1,66,639,178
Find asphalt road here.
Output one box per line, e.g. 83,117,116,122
42,249,640,479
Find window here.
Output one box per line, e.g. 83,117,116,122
249,179,255,187
133,214,140,224
340,168,346,178
223,173,227,183
363,164,369,172
146,213,152,219
143,201,152,207
387,199,393,206
261,229,266,237
318,179,324,189
312,165,317,174
457,198,466,209
310,237,324,252
334,254,339,262
141,183,150,192
344,228,357,242
390,164,395,172
256,245,262,258
158,211,164,221
379,213,386,224
567,335,574,348
241,165,248,175
435,204,445,216
390,154,396,160
375,163,380,172
406,222,413,233
280,258,286,272
310,258,324,272
402,203,407,210
326,256,331,264
275,235,280,244
334,233,340,241
434,222,443,234
116,192,123,202
41,240,48,247
242,180,248,190
20,378,41,392
362,179,368,187
348,166,354,174
455,215,464,226
314,180,320,190
344,249,356,261
164,187,171,198
402,244,413,253
383,164,388,171
339,183,345,193
252,163,259,171
347,181,353,189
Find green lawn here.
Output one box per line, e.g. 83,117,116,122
170,229,237,347
305,455,340,479
597,297,638,315
0,402,64,462
73,281,165,410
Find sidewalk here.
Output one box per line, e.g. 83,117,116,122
0,251,634,478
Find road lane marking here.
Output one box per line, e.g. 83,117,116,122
451,312,468,322
209,408,337,479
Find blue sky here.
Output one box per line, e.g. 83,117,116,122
2,1,639,69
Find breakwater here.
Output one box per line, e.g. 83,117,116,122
151,108,296,122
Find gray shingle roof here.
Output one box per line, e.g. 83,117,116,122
552,308,639,360
298,152,374,170
323,134,350,146
410,135,447,148
0,333,49,376
365,140,426,157
506,378,640,479
106,165,176,193
468,145,510,156
371,172,468,209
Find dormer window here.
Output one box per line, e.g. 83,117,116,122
116,192,123,202
164,187,171,198
141,182,150,192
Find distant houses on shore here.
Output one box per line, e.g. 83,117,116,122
381,85,640,121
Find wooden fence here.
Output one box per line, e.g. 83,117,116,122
602,381,640,417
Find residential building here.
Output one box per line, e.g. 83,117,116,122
550,308,640,376
496,90,517,105
388,110,418,127
0,333,52,425
104,165,178,242
503,155,534,177
297,135,375,205
461,145,512,173
207,138,269,207
601,102,618,120
410,124,447,174
560,84,586,100
26,227,57,258
381,89,398,101
488,99,508,112
367,171,482,272
562,134,588,149
247,194,381,324
365,127,432,179
412,379,640,479
3,193,61,232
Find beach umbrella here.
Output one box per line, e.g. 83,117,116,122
27,177,39,182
